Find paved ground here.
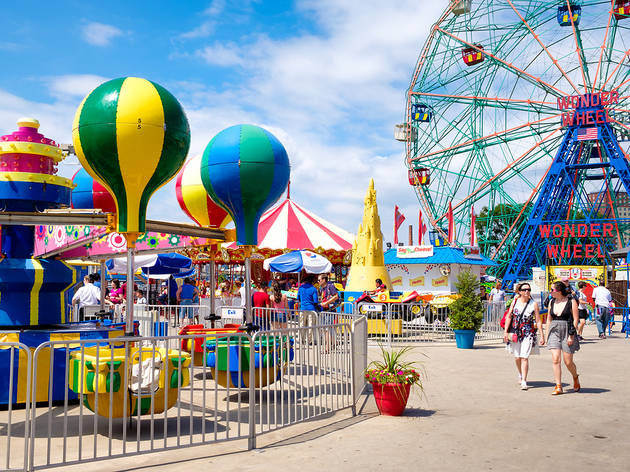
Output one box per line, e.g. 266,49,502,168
64,324,630,472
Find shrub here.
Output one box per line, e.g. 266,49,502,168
449,270,483,332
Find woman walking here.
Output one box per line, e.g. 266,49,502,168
576,281,589,340
545,281,580,395
503,282,542,390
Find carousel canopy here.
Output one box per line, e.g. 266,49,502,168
226,198,354,251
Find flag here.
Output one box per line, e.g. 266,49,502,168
394,205,406,245
418,208,427,245
577,127,598,141
470,204,477,247
447,202,455,245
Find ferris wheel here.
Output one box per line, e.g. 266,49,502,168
403,0,630,275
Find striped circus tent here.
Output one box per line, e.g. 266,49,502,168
225,197,354,251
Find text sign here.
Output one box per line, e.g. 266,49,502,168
396,245,434,259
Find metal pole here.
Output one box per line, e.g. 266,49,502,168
245,255,252,324
100,260,106,311
209,260,216,316
125,247,135,336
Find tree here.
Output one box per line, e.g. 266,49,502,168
449,270,484,332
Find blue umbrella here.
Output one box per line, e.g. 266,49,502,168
263,250,332,274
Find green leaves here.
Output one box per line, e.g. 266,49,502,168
449,270,483,332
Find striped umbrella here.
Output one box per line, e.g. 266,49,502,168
175,154,231,228
72,77,190,240
71,167,116,213
200,124,290,246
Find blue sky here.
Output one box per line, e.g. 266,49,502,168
0,0,444,244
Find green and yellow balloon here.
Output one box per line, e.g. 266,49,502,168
72,77,190,246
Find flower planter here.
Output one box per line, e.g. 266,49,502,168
453,329,476,349
370,382,411,416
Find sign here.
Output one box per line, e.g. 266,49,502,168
409,276,425,287
390,276,403,286
220,307,244,321
558,91,619,127
538,222,613,261
396,245,433,259
463,246,482,259
432,276,448,288
546,265,605,290
360,304,383,312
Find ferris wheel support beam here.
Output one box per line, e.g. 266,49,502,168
409,91,557,113
601,50,630,92
435,27,569,98
566,1,592,93
506,0,581,95
593,5,616,91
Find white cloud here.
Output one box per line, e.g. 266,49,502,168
81,22,123,47
46,74,109,100
195,42,244,67
203,0,226,16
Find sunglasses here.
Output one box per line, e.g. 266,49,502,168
520,288,531,292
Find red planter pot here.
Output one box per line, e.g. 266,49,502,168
370,382,411,416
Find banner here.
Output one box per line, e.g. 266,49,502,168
396,245,434,258
410,276,425,287
447,202,455,244
394,205,406,245
390,276,403,286
432,276,448,287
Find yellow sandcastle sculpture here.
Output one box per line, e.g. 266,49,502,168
345,179,391,291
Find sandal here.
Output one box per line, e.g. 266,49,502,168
573,374,580,392
552,384,563,395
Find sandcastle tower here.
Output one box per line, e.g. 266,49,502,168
345,179,391,291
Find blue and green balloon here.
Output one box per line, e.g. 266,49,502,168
200,124,290,245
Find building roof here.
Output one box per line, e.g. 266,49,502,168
384,246,497,266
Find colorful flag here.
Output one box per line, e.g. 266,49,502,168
418,208,427,245
447,202,455,245
470,204,477,247
577,127,598,141
394,205,406,245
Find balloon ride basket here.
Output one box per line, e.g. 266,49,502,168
68,345,191,418
204,335,295,389
0,321,130,406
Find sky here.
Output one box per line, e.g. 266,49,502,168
0,0,445,245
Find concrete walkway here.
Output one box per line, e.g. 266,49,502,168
65,324,630,471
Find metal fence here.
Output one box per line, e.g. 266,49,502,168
1,314,367,470
0,342,31,471
354,300,504,344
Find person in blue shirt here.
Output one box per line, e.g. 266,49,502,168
297,274,320,338
177,277,199,324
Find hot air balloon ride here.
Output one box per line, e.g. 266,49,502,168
71,167,116,213
200,124,290,324
72,77,191,335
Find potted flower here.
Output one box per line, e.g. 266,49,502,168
364,346,424,416
449,269,484,349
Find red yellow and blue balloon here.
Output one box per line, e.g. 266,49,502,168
72,77,190,246
71,167,116,213
175,154,231,228
200,124,290,246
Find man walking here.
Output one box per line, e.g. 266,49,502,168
592,280,613,339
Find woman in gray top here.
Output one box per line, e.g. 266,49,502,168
544,281,580,395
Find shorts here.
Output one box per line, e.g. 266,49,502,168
547,319,579,354
506,336,538,358
273,312,287,323
578,309,588,320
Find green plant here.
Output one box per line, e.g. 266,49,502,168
449,270,484,332
364,346,424,387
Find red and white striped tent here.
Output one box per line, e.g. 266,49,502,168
225,197,354,251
